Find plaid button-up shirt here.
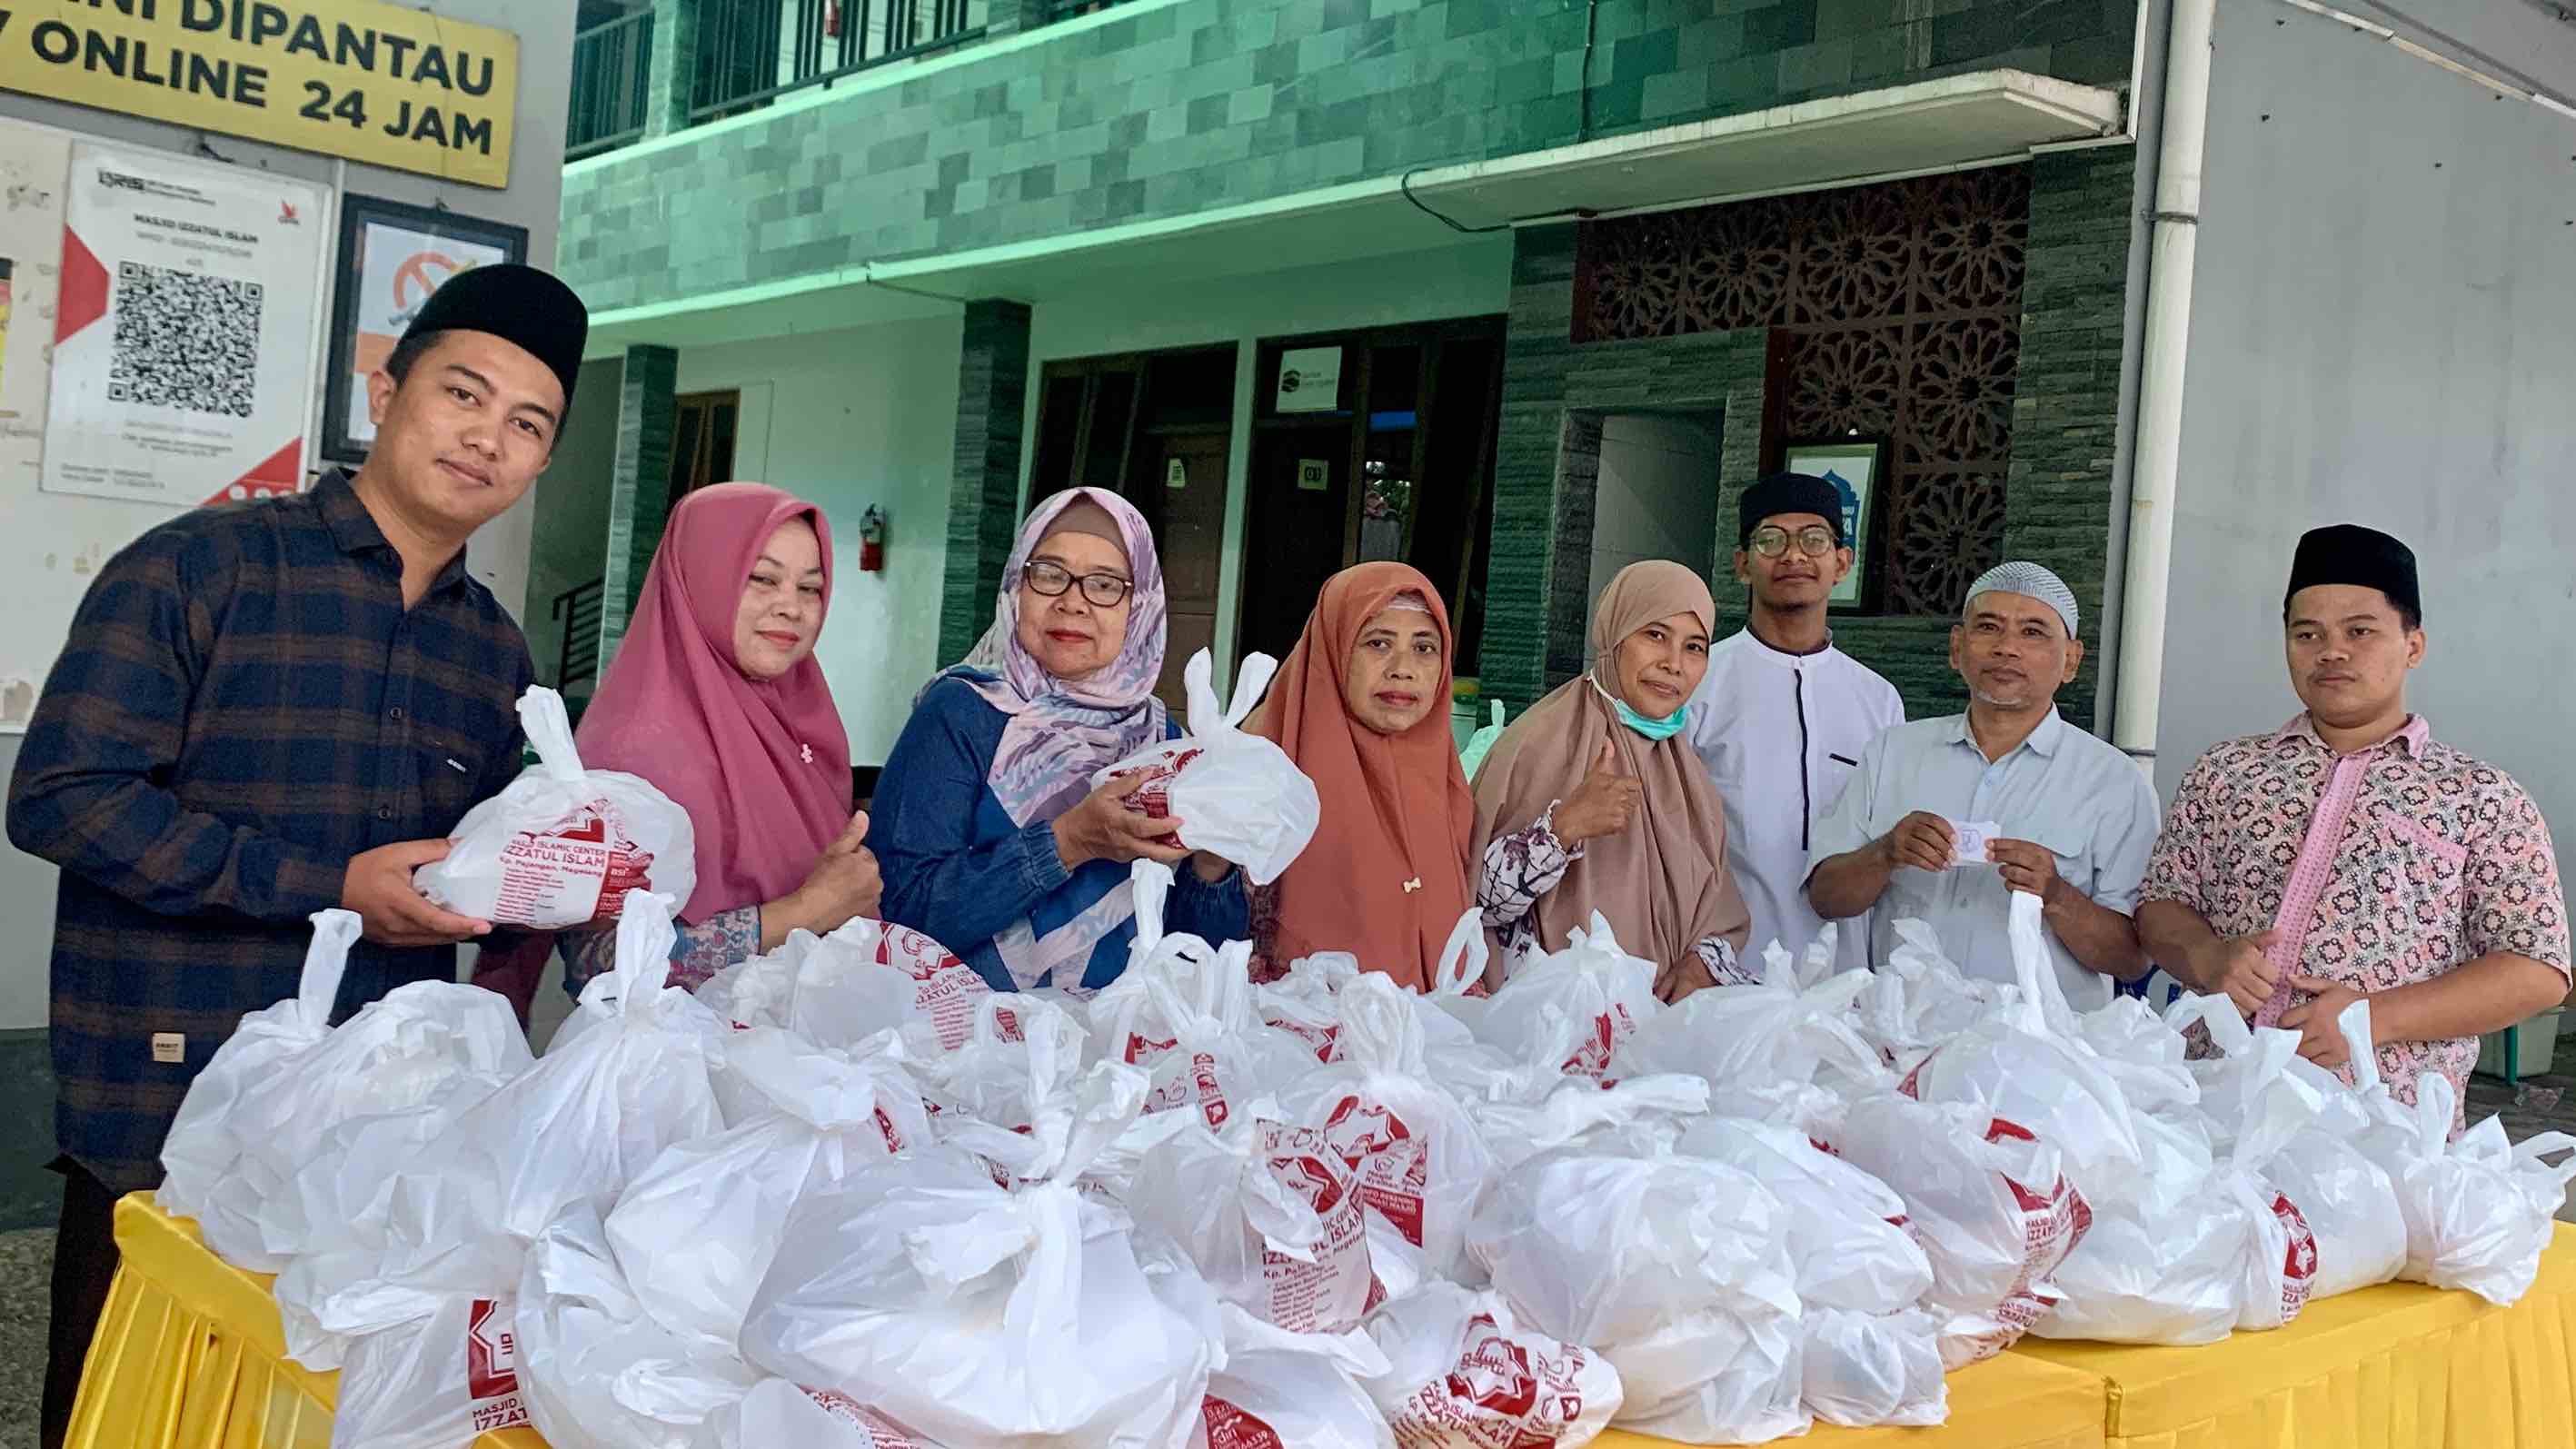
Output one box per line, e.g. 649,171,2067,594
5,471,532,1191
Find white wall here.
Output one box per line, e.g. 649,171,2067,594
1588,412,1723,603
1025,238,1513,680
675,316,966,765
2155,0,2576,843
0,1,576,1033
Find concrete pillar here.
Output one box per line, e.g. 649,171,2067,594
985,0,1056,38
644,0,699,138
597,344,679,676
938,301,1034,666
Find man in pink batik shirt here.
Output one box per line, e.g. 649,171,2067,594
2138,524,2570,1124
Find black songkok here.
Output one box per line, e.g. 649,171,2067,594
1738,472,1846,547
401,263,590,412
2285,523,2422,624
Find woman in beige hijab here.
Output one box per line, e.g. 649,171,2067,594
1470,561,1753,1000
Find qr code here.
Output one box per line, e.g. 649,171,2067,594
107,261,262,418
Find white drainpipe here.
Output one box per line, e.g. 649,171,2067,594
2112,0,2216,776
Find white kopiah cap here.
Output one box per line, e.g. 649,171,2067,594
1964,561,2078,638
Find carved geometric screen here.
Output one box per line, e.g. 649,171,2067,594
1573,166,2032,614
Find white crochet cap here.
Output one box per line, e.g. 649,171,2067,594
1964,561,2078,638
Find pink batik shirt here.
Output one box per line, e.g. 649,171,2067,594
2140,714,2571,1121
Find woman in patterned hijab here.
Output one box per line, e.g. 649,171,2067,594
872,487,1248,991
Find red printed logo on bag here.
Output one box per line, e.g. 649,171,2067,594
492,799,649,928
1324,1097,1412,1166
1200,1394,1288,1449
1395,1315,1593,1448
1124,748,1206,819
1896,1049,1935,1099
2271,1191,2319,1320
803,1387,927,1447
1558,1004,1636,1078
1448,1318,1540,1418
1193,1053,1231,1128
1265,1010,1341,1063
877,924,990,1051
1256,1120,1378,1333
464,1299,529,1432
1125,1030,1178,1066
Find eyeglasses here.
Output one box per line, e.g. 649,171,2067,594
1749,525,1840,559
1021,559,1133,608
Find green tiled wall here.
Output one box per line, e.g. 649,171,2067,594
560,0,2137,307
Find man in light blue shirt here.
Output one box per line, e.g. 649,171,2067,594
1804,561,2158,1011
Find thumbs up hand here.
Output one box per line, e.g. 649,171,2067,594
1554,737,1646,845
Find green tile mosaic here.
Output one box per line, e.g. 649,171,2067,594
564,0,2137,325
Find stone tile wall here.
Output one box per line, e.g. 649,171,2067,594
561,0,2137,308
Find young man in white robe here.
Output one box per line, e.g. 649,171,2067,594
1684,472,1904,969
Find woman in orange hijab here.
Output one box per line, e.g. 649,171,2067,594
1251,563,1477,990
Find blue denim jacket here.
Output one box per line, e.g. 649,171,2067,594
873,676,1249,991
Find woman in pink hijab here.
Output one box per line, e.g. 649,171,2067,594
560,482,876,991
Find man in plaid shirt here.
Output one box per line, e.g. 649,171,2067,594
6,263,587,1446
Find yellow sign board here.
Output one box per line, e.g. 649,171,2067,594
0,0,519,189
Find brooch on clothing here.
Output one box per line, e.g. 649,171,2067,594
1402,878,1422,894
800,744,815,765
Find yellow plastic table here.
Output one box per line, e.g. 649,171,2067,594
2011,1223,2576,1449
65,1194,541,1449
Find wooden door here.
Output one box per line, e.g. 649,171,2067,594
665,390,740,508
1238,422,1352,666
1139,430,1228,710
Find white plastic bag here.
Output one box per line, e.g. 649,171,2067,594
1901,893,2143,1206
1801,1308,1946,1428
691,1379,940,1449
1194,1308,1395,1449
1836,1092,2091,1367
416,686,695,928
1089,873,1318,1131
1277,973,1497,1295
2263,1003,2408,1302
350,898,728,1323
2032,1021,2322,1345
1477,913,1658,1077
1127,1107,1383,1335
331,1293,531,1449
1362,1281,1623,1449
1475,1075,1711,1175
161,910,534,1273
1852,918,2006,1065
606,1026,931,1355
516,1204,762,1449
272,1070,517,1371
161,910,363,1239
1609,935,1885,1097
1468,1148,1804,1444
740,1064,1212,1448
2392,1072,2576,1304
1091,650,1320,885
1675,1114,1932,1315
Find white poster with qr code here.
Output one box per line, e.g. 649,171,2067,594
42,143,326,508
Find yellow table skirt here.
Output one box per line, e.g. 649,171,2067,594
65,1194,541,1449
1594,1348,2111,1448
68,1194,2576,1449
2011,1222,2576,1449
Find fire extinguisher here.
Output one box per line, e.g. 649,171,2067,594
859,506,887,573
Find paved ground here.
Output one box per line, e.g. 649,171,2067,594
0,1064,2561,1448
0,1226,45,1449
